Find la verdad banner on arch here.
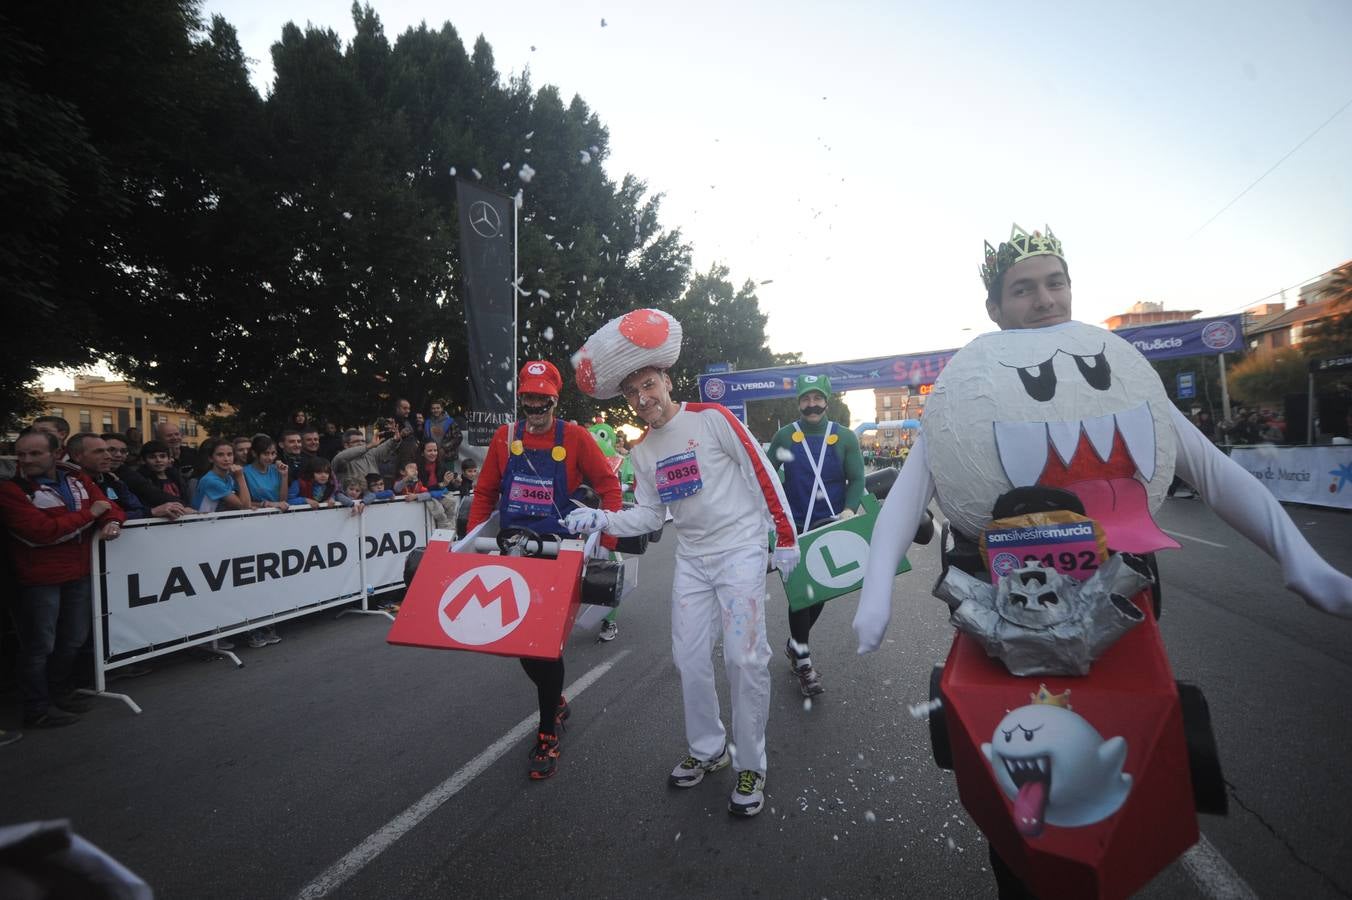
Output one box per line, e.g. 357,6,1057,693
97,502,430,661
695,315,1245,405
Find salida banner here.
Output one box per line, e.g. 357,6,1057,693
1230,446,1352,510
98,503,429,659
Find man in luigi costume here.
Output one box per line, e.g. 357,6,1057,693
767,374,865,696
467,359,622,780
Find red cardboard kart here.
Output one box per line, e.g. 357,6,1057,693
927,494,1225,900
388,516,624,660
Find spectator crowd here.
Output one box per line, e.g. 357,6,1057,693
0,400,474,744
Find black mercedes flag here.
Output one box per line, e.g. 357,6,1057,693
456,180,517,443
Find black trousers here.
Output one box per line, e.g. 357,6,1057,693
519,657,564,736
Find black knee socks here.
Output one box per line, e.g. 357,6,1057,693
519,657,565,735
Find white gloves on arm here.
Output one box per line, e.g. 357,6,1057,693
773,545,800,579
562,507,608,535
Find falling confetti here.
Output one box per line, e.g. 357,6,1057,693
600,17,607,26
907,698,942,720
864,810,877,823
803,698,813,712
519,164,536,183
579,150,592,165
538,289,551,299
775,447,795,462
471,168,482,180
342,211,353,220
501,162,511,170
448,166,457,176
543,327,555,341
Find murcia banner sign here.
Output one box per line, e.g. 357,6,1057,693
1230,446,1352,510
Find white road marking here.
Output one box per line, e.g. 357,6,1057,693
1164,529,1228,549
1180,835,1259,899
296,650,630,899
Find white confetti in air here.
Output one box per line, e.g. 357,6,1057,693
501,162,511,170
805,584,815,601
774,447,795,463
907,698,942,720
601,233,610,244
674,832,681,842
543,327,554,341
545,234,555,241
525,130,535,139
519,164,536,183
471,168,482,180
864,810,877,823
579,150,591,165
946,837,956,851
342,211,352,219
803,698,813,712
590,145,599,154
538,289,551,299
514,189,523,208
448,166,456,176
554,242,564,251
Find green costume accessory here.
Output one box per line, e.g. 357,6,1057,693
980,223,1064,292
796,373,831,400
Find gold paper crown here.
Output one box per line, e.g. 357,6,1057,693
980,223,1064,292
1029,684,1071,708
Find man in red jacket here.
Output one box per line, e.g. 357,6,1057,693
467,359,622,781
0,430,126,728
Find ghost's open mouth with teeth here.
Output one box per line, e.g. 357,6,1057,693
1000,753,1052,836
993,402,1179,553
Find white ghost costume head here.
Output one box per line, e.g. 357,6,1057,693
924,321,1177,553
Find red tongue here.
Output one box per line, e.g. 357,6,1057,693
1036,430,1179,554
1067,477,1179,553
1013,780,1048,837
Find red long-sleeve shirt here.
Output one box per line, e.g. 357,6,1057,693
469,419,623,548
0,463,127,585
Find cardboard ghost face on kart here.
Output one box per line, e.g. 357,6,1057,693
924,321,1178,553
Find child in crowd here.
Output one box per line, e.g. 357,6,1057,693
232,435,253,467
335,477,365,508
458,459,477,498
395,462,429,499
363,473,394,501
138,440,190,501
191,438,251,513
298,458,338,507
244,434,289,512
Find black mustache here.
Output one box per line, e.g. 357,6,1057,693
800,406,827,416
521,403,553,415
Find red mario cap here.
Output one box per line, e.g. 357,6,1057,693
518,360,562,397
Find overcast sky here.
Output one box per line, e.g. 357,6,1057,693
52,1,1352,422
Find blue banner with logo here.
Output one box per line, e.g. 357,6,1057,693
698,350,958,404
1113,314,1244,361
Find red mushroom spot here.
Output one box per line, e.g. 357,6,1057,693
619,309,669,348
576,355,597,394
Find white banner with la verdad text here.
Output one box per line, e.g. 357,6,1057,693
99,502,429,657
1229,446,1352,510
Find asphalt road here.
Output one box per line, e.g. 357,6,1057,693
4,497,1352,900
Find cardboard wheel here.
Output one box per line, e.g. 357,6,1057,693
403,547,425,586
929,664,953,770
1177,681,1228,815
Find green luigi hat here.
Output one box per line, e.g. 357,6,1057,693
796,373,831,400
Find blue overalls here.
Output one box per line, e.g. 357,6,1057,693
499,419,571,537
783,421,845,533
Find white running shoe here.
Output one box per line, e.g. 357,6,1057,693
729,770,766,817
669,746,731,788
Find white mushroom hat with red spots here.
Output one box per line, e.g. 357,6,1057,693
572,308,682,399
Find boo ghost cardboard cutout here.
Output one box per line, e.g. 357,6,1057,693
924,321,1178,553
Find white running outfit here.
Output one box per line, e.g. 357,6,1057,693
605,403,797,773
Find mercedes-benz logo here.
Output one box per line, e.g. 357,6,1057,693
469,200,501,238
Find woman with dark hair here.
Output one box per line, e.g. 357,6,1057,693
243,434,289,512
191,438,251,513
415,440,458,528
289,410,309,431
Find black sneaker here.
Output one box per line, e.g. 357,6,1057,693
794,663,825,697
23,709,80,729
669,746,731,788
598,620,618,642
529,731,560,780
729,770,766,817
52,692,93,714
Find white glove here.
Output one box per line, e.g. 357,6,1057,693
1288,558,1352,618
773,546,800,579
836,508,856,520
563,507,608,535
853,596,891,654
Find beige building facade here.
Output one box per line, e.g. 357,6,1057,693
40,376,205,447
